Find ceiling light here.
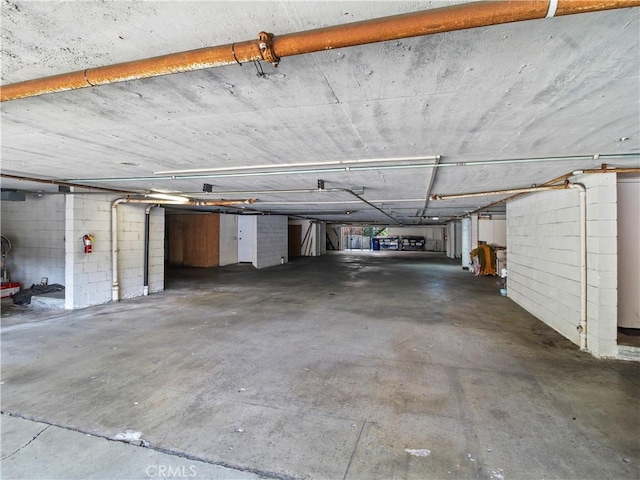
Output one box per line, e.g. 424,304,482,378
146,193,190,203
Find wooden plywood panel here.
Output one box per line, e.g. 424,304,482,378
288,224,302,257
167,215,185,266
167,213,219,267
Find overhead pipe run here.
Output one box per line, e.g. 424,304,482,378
2,0,638,101
59,153,638,185
0,173,136,194
143,204,157,297
429,184,569,201
465,165,640,215
204,185,402,224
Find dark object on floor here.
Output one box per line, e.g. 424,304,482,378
12,284,65,306
618,327,640,336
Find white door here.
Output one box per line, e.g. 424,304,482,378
618,176,640,328
237,216,254,263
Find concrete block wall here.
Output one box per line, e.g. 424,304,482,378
446,220,463,259
581,173,618,357
478,215,506,246
117,204,144,299
461,217,471,268
219,213,238,266
148,207,165,294
1,195,65,286
255,215,288,269
65,194,114,309
65,194,165,309
117,205,165,299
507,173,618,357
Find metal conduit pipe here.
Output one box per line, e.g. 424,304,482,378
569,183,588,351
334,188,403,225
430,184,569,201
2,0,638,101
143,204,159,296
0,173,136,194
111,198,126,302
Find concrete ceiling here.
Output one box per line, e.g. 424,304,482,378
1,1,639,225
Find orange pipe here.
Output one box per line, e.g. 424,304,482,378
1,0,638,101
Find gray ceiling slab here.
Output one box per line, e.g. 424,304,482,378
1,1,638,225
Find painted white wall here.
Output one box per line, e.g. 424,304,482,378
65,194,114,309
65,194,165,309
461,217,471,269
446,220,463,258
1,194,65,287
478,216,506,246
118,204,145,299
148,207,165,294
219,214,238,266
508,173,618,357
255,215,288,269
617,174,639,329
117,205,165,299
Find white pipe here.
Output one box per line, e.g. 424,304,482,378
569,183,588,351
143,204,156,297
111,198,127,302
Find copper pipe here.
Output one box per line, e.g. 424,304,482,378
2,0,638,102
466,166,640,214
0,173,135,194
581,167,640,174
430,184,568,201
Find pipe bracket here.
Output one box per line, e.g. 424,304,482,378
258,31,280,67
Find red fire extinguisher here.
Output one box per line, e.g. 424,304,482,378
83,234,94,253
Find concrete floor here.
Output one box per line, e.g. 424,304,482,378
1,251,638,480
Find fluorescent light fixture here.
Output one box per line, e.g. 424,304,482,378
64,164,436,183
154,155,441,175
146,193,190,203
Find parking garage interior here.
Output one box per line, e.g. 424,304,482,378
1,1,639,479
